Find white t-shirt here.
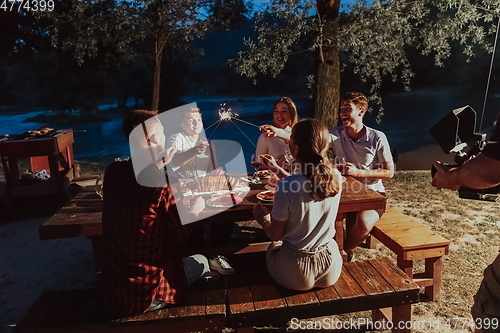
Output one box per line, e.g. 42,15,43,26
329,125,393,192
255,126,292,160
271,173,341,251
167,132,211,176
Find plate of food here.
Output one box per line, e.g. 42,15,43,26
256,190,275,202
206,194,243,208
254,170,272,179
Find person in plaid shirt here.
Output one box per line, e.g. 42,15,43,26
101,109,209,317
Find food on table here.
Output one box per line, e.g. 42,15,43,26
195,168,239,193
257,190,274,201
267,174,279,188
219,195,243,206
255,170,272,178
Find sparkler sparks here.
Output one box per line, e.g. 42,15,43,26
205,103,260,146
218,104,237,121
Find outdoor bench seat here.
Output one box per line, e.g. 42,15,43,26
14,255,419,333
13,278,226,333
226,253,420,333
368,206,451,301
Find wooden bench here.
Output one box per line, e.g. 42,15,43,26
226,252,420,333
15,255,419,333
368,206,450,301
13,278,226,333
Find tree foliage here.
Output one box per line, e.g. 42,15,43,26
231,0,500,125
35,0,249,111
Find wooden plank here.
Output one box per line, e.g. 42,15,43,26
205,276,226,318
374,221,429,232
278,286,320,311
424,256,443,301
368,258,418,292
247,273,288,325
227,275,255,316
332,266,366,299
345,261,394,296
249,273,287,312
404,246,448,260
314,285,341,304
14,291,59,333
38,290,79,328
393,234,450,250
234,242,271,255
168,278,207,320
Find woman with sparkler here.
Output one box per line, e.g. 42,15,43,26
253,119,343,291
254,97,299,169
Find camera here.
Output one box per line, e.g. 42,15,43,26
430,105,500,201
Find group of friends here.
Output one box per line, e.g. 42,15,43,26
99,91,500,333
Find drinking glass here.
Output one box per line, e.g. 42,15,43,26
250,154,263,183
95,175,103,200
185,179,200,198
335,156,346,175
284,146,294,172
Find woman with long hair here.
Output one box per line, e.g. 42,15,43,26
253,119,343,290
254,97,299,168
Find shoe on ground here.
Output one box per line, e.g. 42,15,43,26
147,299,168,312
346,251,355,262
209,255,235,275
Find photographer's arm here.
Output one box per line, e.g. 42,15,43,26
432,154,500,190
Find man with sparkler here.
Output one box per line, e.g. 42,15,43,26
330,92,394,261
168,107,214,177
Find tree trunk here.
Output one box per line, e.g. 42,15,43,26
151,42,163,111
312,0,341,127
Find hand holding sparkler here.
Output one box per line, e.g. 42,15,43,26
259,124,278,137
259,125,291,142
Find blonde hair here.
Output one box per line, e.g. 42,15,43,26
290,119,340,200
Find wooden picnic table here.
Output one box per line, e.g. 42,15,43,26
38,176,386,268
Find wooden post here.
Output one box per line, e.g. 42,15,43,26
425,257,442,301
392,304,412,333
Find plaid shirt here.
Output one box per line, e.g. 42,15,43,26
101,160,194,317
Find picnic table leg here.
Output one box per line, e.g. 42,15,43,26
335,213,346,261
392,304,412,333
396,254,413,278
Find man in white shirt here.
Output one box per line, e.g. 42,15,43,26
330,92,394,259
167,108,213,177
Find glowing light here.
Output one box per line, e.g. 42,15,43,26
218,103,238,121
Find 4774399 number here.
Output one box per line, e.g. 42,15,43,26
1,0,54,11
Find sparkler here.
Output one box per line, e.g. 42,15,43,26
205,103,261,148
218,104,236,121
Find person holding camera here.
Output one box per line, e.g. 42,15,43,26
329,92,394,260
432,115,500,333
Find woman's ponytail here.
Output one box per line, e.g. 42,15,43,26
290,119,341,201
